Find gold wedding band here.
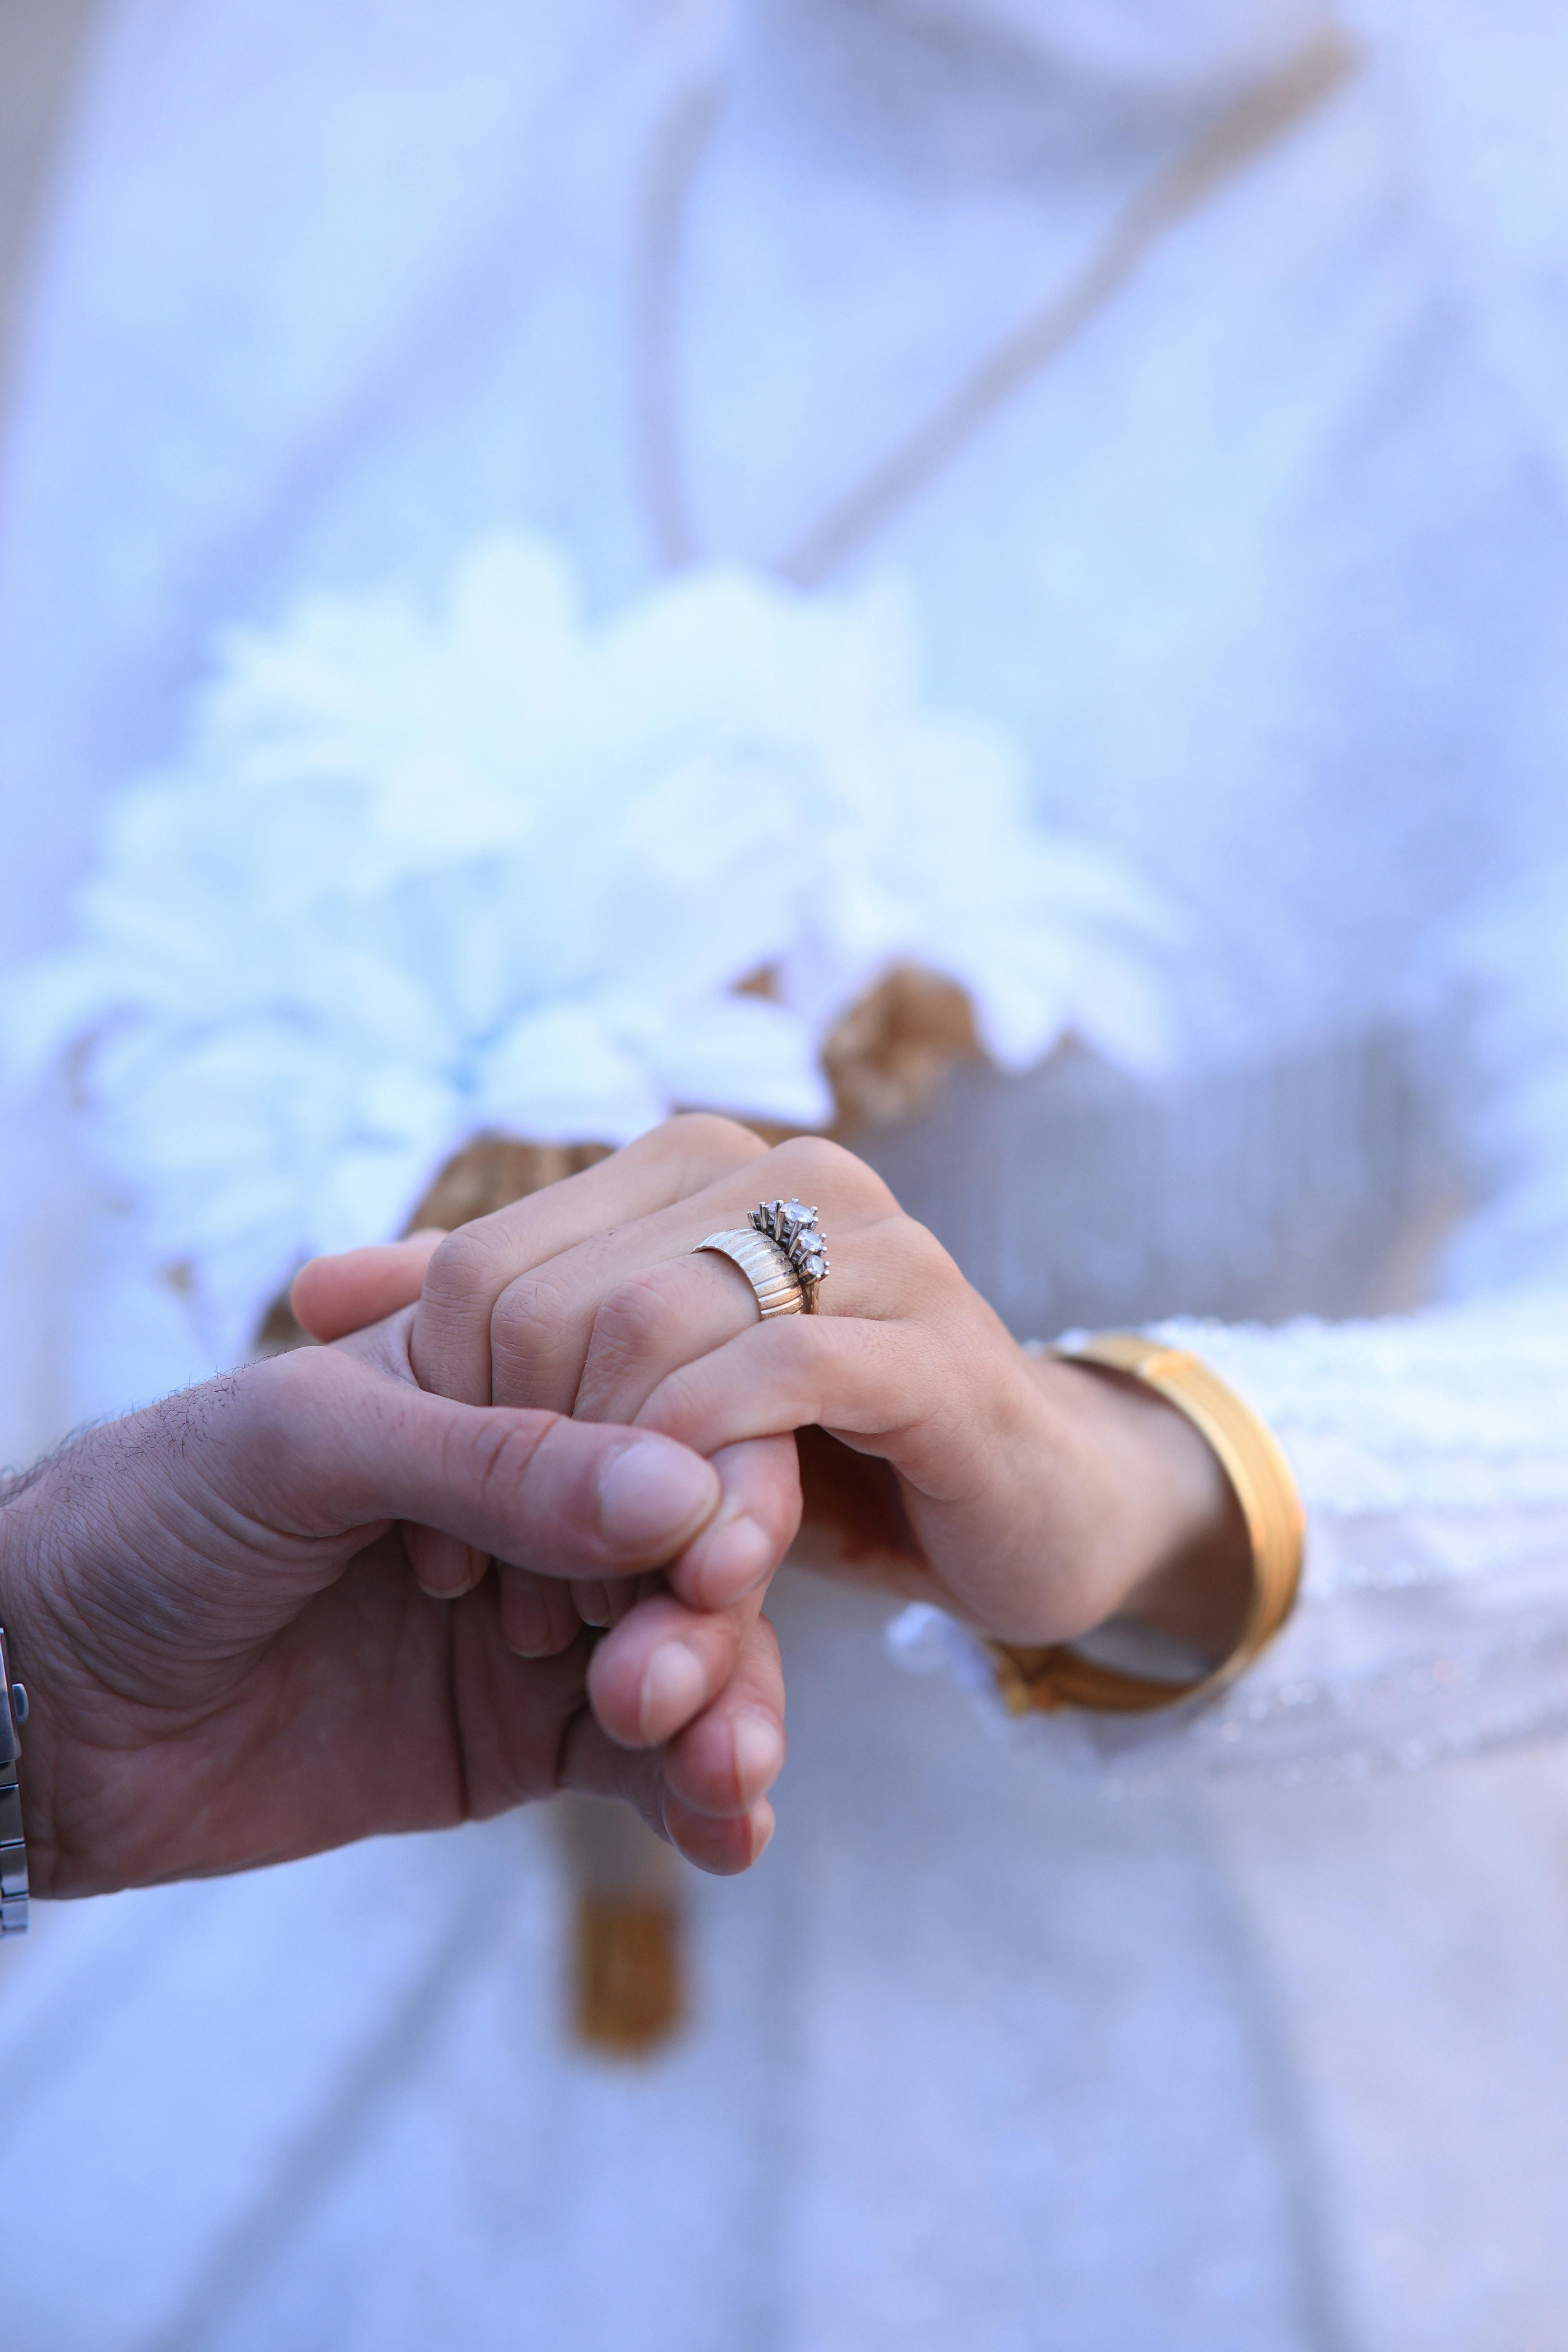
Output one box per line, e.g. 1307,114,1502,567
693,1228,805,1319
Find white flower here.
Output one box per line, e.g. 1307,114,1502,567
10,534,1178,1365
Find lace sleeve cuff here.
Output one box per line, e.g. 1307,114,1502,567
889,1290,1568,1782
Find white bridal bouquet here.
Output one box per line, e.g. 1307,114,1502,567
11,535,1176,1368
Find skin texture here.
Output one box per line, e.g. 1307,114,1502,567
296,1115,1250,1738
0,1339,789,1898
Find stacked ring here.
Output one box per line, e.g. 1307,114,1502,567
694,1198,831,1320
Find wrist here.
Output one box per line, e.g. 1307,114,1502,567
1027,1352,1251,1657
0,1466,65,1899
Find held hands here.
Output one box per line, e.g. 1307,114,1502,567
5,1111,1235,1908
1,1339,789,1899
7,1097,1241,1912
299,1115,1249,1715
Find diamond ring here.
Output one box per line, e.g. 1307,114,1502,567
749,1198,829,1311
693,1197,831,1321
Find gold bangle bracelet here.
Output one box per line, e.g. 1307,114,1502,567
990,1333,1306,1718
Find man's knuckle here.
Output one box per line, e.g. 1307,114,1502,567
244,1348,339,1450
467,1410,556,1520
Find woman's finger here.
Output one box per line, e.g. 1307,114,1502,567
505,1425,797,1663
584,1415,797,1726
638,1313,1132,1640
303,1123,771,1600
290,1230,447,1342
566,1254,775,1425
628,1213,1012,1480
294,1111,762,1359
636,1313,957,1481
561,1612,786,1875
408,1127,896,1599
663,1797,777,1877
411,1114,771,1405
663,1608,786,1824
415,1232,762,1598
586,1583,765,1749
667,1434,802,1609
570,1214,941,1434
562,1724,776,1876
601,1430,798,1725
482,1139,904,1421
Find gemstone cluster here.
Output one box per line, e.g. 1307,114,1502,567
751,1197,830,1301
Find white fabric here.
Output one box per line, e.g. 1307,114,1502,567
6,538,1176,1366
4,0,1568,2343
898,1288,1568,1783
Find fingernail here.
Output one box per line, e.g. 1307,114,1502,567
598,1439,718,1554
639,1641,708,1744
416,1562,476,1599
413,1537,479,1600
690,1514,774,1606
732,1710,785,1801
748,1800,777,1862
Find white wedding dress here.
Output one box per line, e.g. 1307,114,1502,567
4,3,1568,2346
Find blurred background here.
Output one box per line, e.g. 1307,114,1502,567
0,0,96,397
5,4,1568,2348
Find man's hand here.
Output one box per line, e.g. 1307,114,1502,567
0,1343,787,1898
298,1113,1247,1660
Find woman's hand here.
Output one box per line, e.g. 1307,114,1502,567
298,1116,1249,1666
296,1119,804,1806
2,1341,786,1896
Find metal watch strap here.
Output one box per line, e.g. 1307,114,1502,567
0,1626,29,1935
